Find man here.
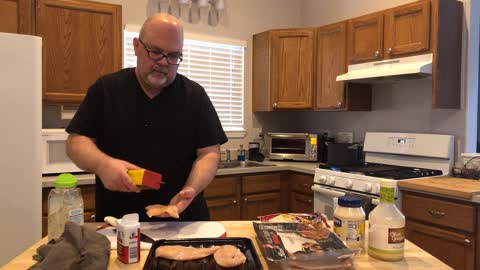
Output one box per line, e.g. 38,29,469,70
66,13,227,221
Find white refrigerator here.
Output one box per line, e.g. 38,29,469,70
0,32,42,266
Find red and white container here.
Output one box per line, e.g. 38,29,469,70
117,213,140,264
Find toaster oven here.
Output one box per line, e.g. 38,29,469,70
268,133,318,161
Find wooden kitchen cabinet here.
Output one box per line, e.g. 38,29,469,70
41,184,96,237
347,0,462,109
347,12,384,63
289,172,313,213
0,0,33,34
204,175,241,221
36,0,122,103
403,191,476,270
205,172,287,221
253,29,314,112
315,21,371,111
384,0,430,58
348,1,430,64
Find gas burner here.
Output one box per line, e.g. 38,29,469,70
319,162,443,180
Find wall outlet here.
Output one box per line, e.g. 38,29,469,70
336,131,354,143
252,128,262,140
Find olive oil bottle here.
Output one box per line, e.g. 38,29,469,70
368,179,405,261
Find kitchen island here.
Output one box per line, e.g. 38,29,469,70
2,221,451,270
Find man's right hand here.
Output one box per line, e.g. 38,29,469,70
96,157,141,192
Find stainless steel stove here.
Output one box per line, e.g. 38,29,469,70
312,132,454,219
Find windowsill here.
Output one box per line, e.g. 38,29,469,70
226,131,246,139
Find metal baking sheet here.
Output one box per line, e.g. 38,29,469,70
143,237,263,270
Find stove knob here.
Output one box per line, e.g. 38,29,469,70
372,184,380,194
345,180,353,189
318,175,327,184
364,183,372,192
327,176,335,185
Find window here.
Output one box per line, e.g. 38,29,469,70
123,25,246,136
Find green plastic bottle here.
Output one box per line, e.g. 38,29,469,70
47,173,84,241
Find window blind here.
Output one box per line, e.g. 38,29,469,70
123,28,245,133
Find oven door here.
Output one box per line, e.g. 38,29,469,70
311,184,379,219
269,133,316,161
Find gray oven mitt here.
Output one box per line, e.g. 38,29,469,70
29,221,110,270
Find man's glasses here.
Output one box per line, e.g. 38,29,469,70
138,39,183,65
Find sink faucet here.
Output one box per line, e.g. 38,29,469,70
226,149,231,162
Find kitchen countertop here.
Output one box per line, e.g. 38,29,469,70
398,176,480,203
42,161,320,188
1,221,451,270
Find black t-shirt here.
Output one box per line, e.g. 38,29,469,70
66,68,228,221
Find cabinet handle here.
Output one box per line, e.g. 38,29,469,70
387,47,392,55
428,210,445,218
273,103,278,109
308,199,312,203
464,239,471,246
302,183,309,188
90,214,96,221
374,51,380,57
232,200,237,204
244,197,248,202
337,102,342,108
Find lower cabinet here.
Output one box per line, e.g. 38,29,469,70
205,172,286,221
402,191,476,270
41,184,96,237
289,172,314,213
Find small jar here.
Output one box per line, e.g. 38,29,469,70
333,196,366,250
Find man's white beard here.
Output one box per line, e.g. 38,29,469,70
148,72,168,89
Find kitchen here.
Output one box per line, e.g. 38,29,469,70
0,0,479,269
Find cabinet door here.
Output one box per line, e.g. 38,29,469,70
316,22,346,110
36,0,122,103
348,12,384,64
0,0,33,34
289,192,313,213
406,220,474,270
384,0,430,58
206,197,241,221
271,29,314,110
241,192,281,221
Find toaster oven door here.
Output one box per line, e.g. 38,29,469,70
42,129,83,174
269,133,316,161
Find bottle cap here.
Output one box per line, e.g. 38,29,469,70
337,196,362,207
54,173,78,188
380,179,395,188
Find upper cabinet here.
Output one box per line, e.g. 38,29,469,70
36,0,122,103
346,0,462,109
347,12,384,63
0,0,33,34
316,21,371,111
253,26,371,112
348,1,431,64
253,29,315,111
384,0,430,58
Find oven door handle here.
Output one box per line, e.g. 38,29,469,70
311,185,346,197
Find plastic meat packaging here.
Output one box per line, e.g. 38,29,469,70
254,214,357,270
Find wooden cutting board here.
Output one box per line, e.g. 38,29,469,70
398,176,480,199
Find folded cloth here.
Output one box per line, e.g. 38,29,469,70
29,221,110,270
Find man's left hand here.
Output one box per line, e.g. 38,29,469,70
169,187,196,215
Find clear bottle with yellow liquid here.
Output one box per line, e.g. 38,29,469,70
368,179,405,261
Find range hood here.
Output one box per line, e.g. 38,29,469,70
336,53,432,83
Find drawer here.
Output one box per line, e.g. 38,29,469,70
290,172,313,194
242,172,281,194
402,192,476,232
204,176,240,199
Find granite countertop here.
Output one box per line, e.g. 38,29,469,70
41,160,320,188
